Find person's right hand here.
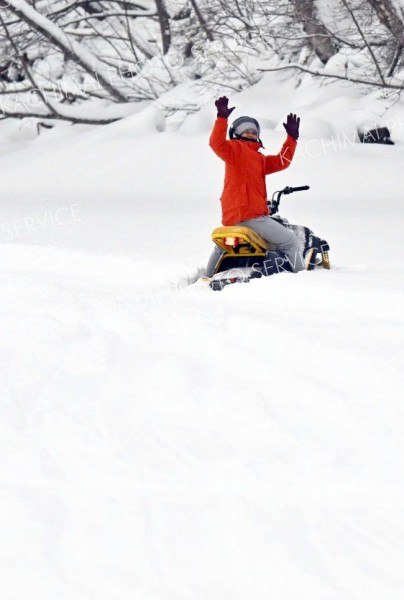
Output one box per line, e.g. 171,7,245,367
215,96,235,118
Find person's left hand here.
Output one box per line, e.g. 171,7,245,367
215,96,235,119
283,113,300,140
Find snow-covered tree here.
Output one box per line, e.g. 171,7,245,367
0,0,403,125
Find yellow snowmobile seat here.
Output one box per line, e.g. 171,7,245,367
212,226,276,255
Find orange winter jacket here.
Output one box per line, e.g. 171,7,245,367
209,117,297,225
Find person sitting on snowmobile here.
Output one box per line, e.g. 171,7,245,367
209,96,305,272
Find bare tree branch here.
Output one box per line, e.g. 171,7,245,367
340,0,385,84
189,0,214,42
258,62,404,90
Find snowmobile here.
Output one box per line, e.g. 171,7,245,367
204,185,330,291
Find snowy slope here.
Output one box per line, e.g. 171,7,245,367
0,74,403,600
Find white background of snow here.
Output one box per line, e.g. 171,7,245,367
0,71,403,600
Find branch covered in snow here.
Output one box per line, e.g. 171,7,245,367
1,0,129,102
1,0,404,125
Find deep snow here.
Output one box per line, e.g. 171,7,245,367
0,73,403,600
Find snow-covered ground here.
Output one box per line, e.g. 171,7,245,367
1,74,403,600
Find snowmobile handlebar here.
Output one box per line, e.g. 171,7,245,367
269,185,310,215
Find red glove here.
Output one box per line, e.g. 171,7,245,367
283,113,300,140
215,96,235,119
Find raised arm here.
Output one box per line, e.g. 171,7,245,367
209,117,237,162
264,135,297,174
265,113,300,175
209,96,238,162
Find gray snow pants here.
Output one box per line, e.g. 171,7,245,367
237,215,305,272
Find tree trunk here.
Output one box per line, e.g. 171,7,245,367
155,0,171,54
291,0,338,64
367,0,404,46
189,0,214,42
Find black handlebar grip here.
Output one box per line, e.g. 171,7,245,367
282,185,309,195
290,185,310,192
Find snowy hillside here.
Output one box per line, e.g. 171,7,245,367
1,73,403,600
